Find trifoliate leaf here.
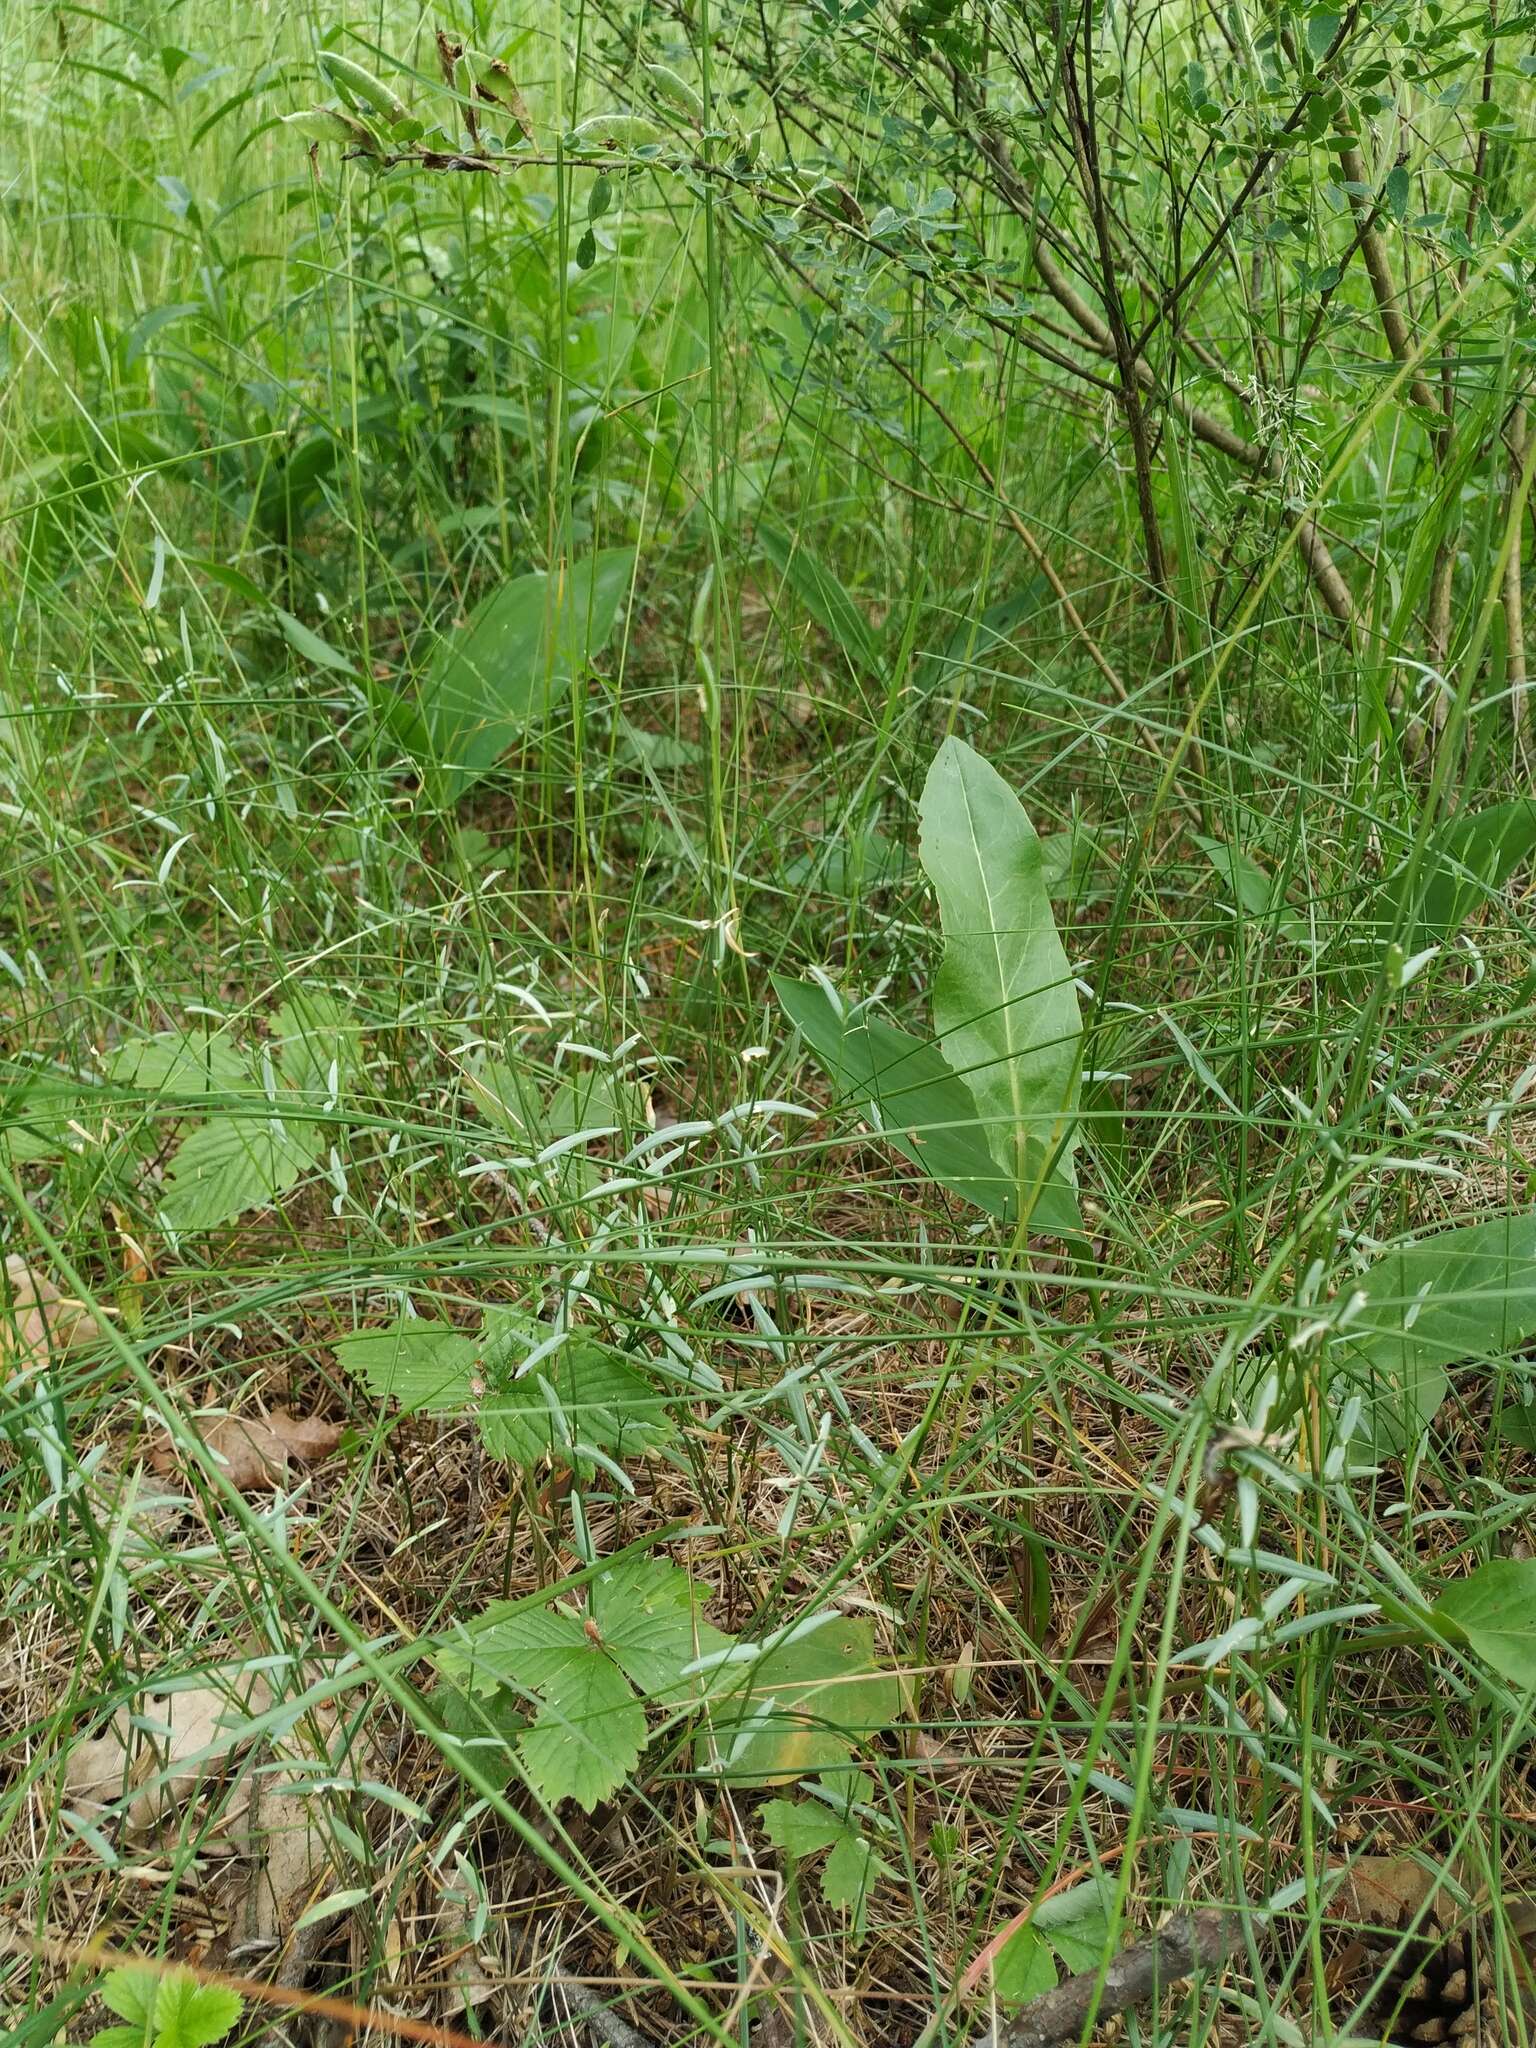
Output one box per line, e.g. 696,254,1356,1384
589,1553,733,1703
150,1972,243,2048
432,1558,733,1810
98,1967,242,2048
761,1795,889,1923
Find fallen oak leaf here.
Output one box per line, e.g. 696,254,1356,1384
151,1408,340,1491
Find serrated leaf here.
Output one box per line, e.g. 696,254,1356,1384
476,1315,673,1468
334,1317,479,1412
516,1649,646,1810
917,738,1081,1221
100,1967,159,2028
1433,1557,1536,1691
158,1114,317,1233
150,1973,243,2048
699,1616,900,1784
589,1554,732,1703
110,1032,251,1100
98,1968,242,2048
412,548,635,800
433,1604,645,1811
773,975,1080,1236
1338,1211,1536,1451
272,992,359,1107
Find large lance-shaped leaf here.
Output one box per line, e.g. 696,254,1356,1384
406,548,635,800
773,975,1080,1236
1337,1212,1536,1452
917,738,1081,1215
1378,800,1536,949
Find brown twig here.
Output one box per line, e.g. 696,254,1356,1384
968,1908,1250,2048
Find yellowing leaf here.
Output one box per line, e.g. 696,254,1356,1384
698,1616,900,1785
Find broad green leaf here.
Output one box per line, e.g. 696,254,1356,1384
98,1968,241,2048
272,992,359,1107
699,1616,901,1785
1,1072,97,1162
110,1032,251,1100
821,1829,886,1912
761,1796,889,1922
760,1797,847,1860
1383,800,1536,947
758,523,878,675
414,548,635,799
917,738,1082,1216
1337,1212,1536,1451
434,1680,527,1790
100,1968,158,2029
335,1317,479,1412
433,1559,729,1810
994,1925,1058,2005
476,1309,674,1467
158,1115,317,1233
773,975,1080,1235
463,1057,544,1143
274,607,357,675
1032,1874,1116,1972
589,1553,733,1704
783,826,905,896
1433,1558,1536,1691
149,1972,243,2048
512,1645,646,1812
1193,833,1276,917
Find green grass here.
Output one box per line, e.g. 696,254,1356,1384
4,0,1536,2043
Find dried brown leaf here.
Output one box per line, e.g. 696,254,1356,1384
151,1407,340,1490
2,1252,102,1369
59,1671,274,1830
1327,1854,1457,1932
